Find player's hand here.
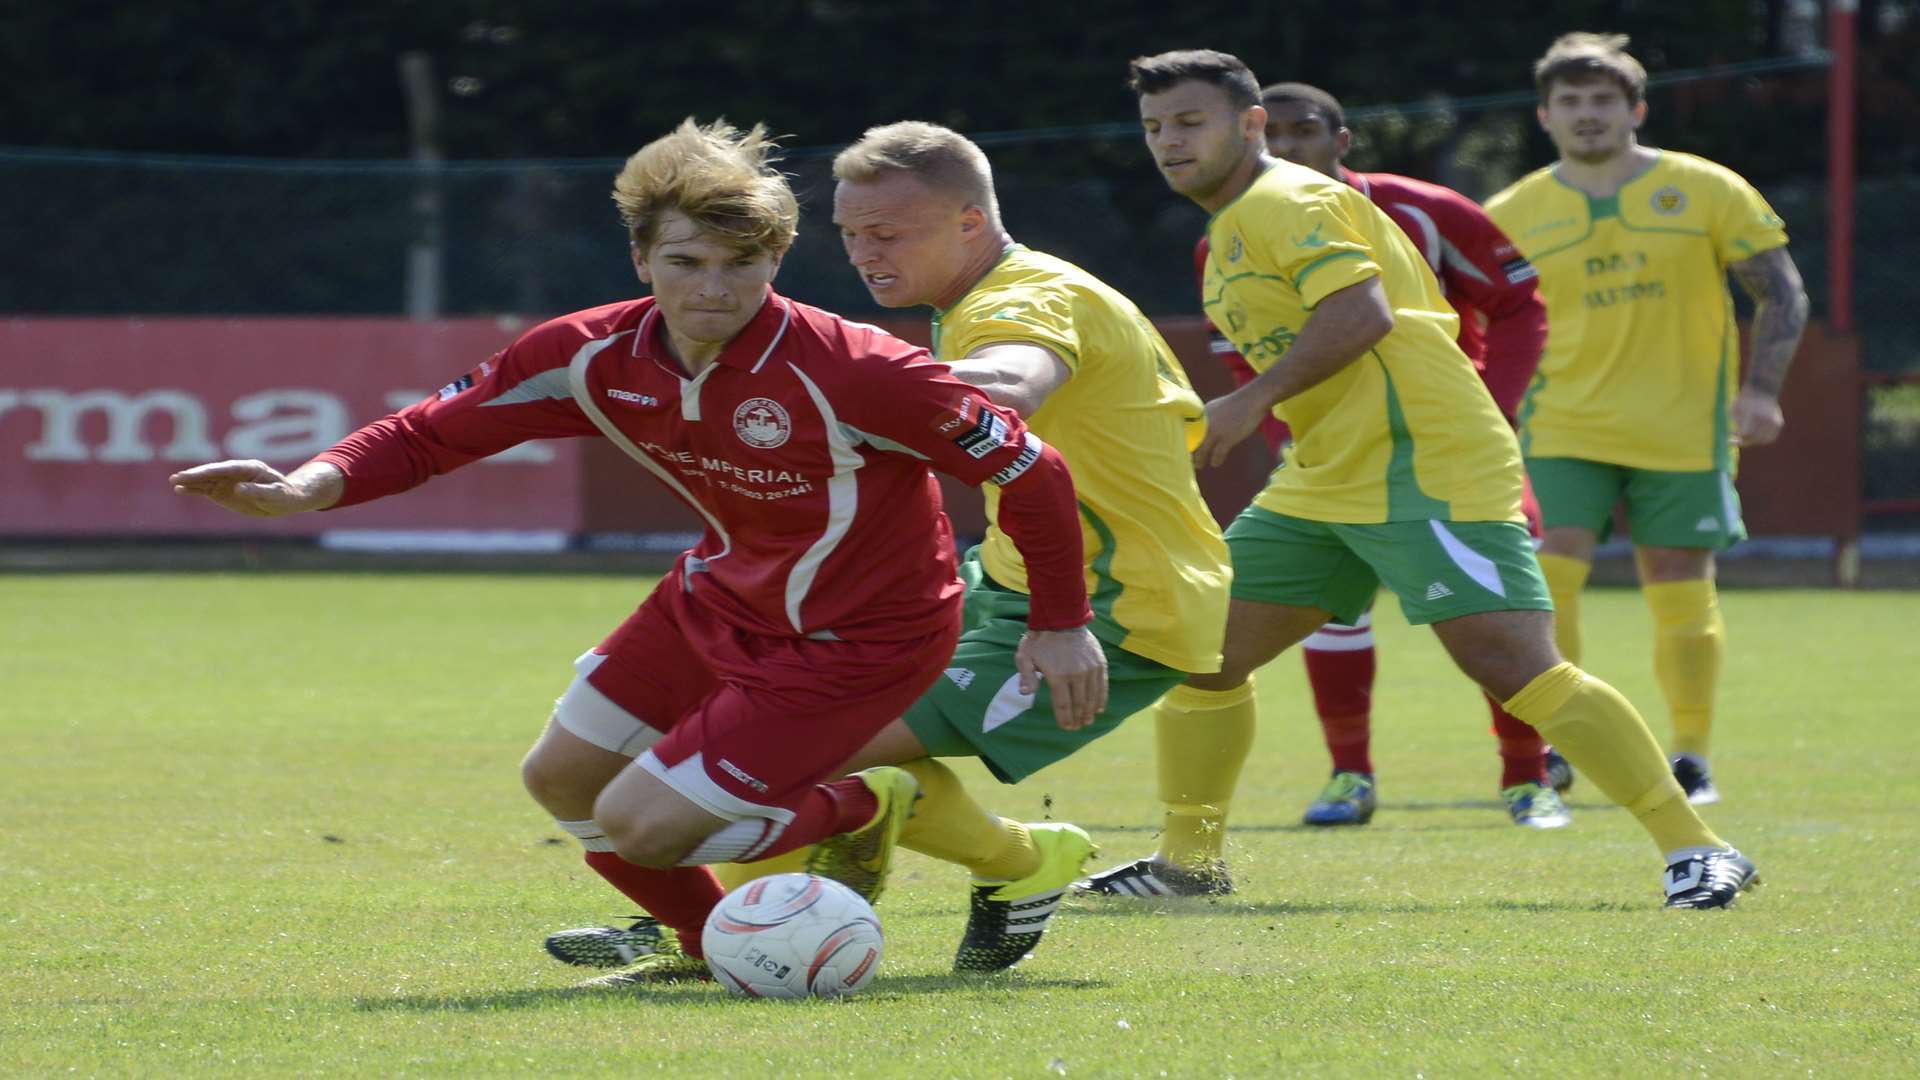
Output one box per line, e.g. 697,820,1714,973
168,460,342,517
1015,625,1109,731
1730,386,1785,447
1193,387,1268,470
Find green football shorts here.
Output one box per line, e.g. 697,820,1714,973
1525,456,1746,549
1226,506,1553,626
903,552,1188,784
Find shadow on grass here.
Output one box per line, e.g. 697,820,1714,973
1065,896,1643,917
353,973,1108,1012
1072,800,1620,836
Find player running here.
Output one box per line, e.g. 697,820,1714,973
1160,80,1563,843
1484,33,1809,806
544,121,1232,974
1081,49,1757,909
170,118,1105,986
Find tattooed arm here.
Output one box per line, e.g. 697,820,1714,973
1727,247,1811,446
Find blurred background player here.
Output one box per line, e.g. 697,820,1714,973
172,118,1106,986
548,120,1232,974
1083,49,1758,910
1196,80,1562,831
1485,33,1809,805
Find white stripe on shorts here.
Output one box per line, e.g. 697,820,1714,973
1718,472,1742,538
1429,520,1508,598
637,749,796,826
553,650,667,757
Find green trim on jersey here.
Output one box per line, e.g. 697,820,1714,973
1293,250,1369,295
1378,355,1451,519
1079,501,1129,647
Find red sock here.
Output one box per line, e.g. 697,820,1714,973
1488,694,1547,788
1303,644,1375,774
752,777,879,860
582,852,725,958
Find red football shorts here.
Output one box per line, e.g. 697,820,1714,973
567,568,959,820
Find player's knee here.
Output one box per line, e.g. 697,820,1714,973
521,737,597,816
593,798,695,869
1186,668,1252,693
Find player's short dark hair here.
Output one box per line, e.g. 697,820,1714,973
1127,49,1260,111
1534,32,1648,105
1260,82,1347,133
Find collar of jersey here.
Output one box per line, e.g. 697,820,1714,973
1548,147,1665,202
633,288,789,374
934,242,1022,319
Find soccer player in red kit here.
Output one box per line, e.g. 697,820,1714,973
169,119,1105,986
1194,82,1563,837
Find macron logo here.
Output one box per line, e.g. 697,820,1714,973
717,758,769,793
606,388,660,407
944,667,976,691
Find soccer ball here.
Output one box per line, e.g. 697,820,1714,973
701,872,883,999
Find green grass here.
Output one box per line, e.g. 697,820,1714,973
2,575,1914,1077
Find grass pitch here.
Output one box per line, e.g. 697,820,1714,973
2,574,1914,1077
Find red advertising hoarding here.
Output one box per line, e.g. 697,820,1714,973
1,318,582,538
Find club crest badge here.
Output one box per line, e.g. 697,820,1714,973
734,397,791,449
1651,186,1687,216
1228,235,1244,262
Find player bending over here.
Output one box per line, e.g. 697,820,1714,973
171,118,1105,987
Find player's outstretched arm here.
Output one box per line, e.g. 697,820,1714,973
169,460,345,517
1192,276,1393,468
946,342,1072,419
1728,247,1811,447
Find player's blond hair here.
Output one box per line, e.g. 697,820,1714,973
832,121,1002,225
612,118,798,255
1534,32,1648,105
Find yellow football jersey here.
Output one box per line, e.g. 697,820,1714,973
1203,160,1523,524
933,245,1230,674
1485,150,1789,471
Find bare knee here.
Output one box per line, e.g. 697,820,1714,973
1433,609,1562,701
1186,668,1251,692
1635,545,1713,583
521,718,625,820
594,800,693,869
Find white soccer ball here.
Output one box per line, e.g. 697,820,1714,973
701,872,883,999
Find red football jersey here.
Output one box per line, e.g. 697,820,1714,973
317,290,1085,642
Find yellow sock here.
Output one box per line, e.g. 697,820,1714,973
1504,662,1723,854
1537,554,1592,665
1643,579,1723,758
1155,680,1257,870
712,846,811,891
895,758,1039,882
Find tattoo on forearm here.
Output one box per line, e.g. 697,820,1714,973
1731,249,1810,396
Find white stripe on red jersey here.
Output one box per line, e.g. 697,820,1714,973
318,289,1058,643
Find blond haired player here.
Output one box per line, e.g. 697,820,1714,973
175,119,1104,986
1485,33,1809,805
1083,48,1759,909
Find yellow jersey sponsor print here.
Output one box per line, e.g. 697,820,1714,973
933,245,1230,674
1204,160,1522,525
1485,150,1788,471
